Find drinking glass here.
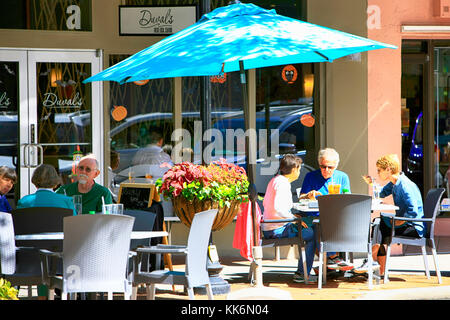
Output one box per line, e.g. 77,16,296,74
103,203,124,215
372,183,381,200
296,188,302,199
328,184,341,194
114,203,124,215
72,195,83,215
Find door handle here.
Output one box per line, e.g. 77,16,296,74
22,143,35,168
27,143,43,168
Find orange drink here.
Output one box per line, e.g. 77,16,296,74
328,184,341,194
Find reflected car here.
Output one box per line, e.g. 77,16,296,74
406,111,443,190
109,104,316,194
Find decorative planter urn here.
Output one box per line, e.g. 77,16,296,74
171,197,241,231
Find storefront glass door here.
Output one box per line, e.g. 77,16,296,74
0,49,102,203
434,47,450,194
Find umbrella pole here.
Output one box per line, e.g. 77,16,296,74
240,60,263,287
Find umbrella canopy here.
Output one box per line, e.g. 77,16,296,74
84,2,396,84
84,2,397,274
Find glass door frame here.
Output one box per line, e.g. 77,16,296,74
432,42,450,195
401,51,432,195
0,48,103,198
402,40,450,195
0,49,28,201
26,49,103,195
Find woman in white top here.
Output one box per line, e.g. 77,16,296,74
262,154,318,283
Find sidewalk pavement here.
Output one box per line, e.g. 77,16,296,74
143,253,450,300
18,253,450,300
219,254,450,300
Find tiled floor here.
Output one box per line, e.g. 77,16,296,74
18,254,450,300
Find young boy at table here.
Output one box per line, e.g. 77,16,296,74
356,154,423,275
262,154,318,283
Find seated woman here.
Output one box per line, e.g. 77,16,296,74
16,163,75,300
357,154,424,275
17,164,75,215
262,154,318,283
0,166,17,213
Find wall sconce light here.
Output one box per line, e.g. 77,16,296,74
304,74,314,98
50,68,62,87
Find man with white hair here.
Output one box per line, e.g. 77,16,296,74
299,148,352,271
56,155,112,214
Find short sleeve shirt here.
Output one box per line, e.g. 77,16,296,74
380,172,424,236
300,169,351,216
0,195,12,213
56,182,112,214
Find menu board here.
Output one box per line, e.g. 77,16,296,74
117,183,156,210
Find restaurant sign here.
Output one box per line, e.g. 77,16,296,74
119,5,198,36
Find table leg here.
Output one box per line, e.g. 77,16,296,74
161,221,175,291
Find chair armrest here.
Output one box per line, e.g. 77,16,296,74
156,244,187,250
128,251,137,258
391,217,433,222
380,212,433,223
16,246,39,251
39,249,62,258
39,249,62,285
261,218,300,224
132,246,188,275
135,246,188,255
380,212,395,218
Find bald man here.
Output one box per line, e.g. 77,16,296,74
56,156,112,214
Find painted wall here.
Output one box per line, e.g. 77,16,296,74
308,0,369,195
366,0,402,202
367,0,450,180
367,0,450,252
0,0,162,61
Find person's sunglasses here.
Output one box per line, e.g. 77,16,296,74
77,165,95,173
319,165,335,170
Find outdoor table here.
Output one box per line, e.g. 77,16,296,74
293,199,399,213
292,198,399,265
15,231,168,241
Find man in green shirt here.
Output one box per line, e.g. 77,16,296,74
56,156,112,214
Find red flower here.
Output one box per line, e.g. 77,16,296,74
157,159,248,201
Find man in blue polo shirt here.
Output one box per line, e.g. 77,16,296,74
299,148,352,271
0,166,17,213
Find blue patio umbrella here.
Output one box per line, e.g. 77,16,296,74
85,2,396,84
84,1,396,184
84,3,396,276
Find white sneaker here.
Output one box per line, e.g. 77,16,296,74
353,258,379,274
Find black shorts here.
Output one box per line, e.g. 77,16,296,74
379,217,419,245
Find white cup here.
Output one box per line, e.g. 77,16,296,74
103,203,124,215
296,187,302,199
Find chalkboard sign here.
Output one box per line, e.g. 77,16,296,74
117,183,156,210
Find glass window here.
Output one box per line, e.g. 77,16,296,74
0,61,19,206
0,0,92,31
0,61,19,168
434,47,450,192
181,63,317,195
108,54,174,181
256,63,316,164
36,62,93,184
401,41,426,193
